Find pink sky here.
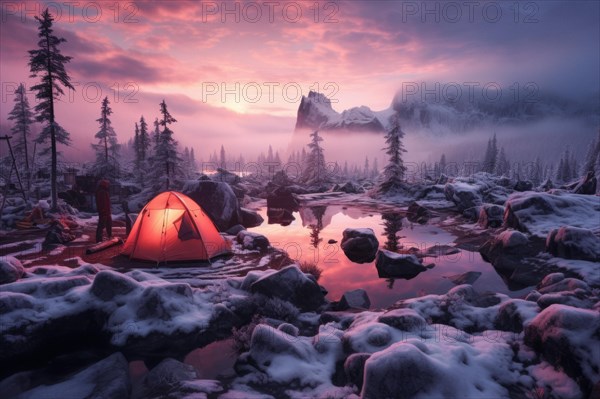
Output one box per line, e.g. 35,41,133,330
1,1,598,163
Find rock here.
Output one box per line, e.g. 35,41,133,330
513,180,533,192
90,270,140,301
444,182,482,212
328,239,337,244
0,292,34,314
250,265,325,311
377,308,427,331
1,275,90,297
331,181,363,194
135,283,194,321
524,304,600,395
546,226,600,262
424,245,460,257
573,170,597,195
436,174,449,185
240,207,264,228
266,186,300,210
272,170,292,186
494,299,537,333
478,203,504,228
406,202,430,224
375,249,426,279
361,342,437,399
338,289,371,310
134,358,198,399
504,191,600,237
225,224,246,235
344,353,371,390
183,180,242,231
537,277,589,295
341,228,379,263
236,230,270,251
10,352,130,399
0,256,24,284
444,271,482,285
479,230,533,273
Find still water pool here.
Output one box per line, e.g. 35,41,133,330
250,205,531,309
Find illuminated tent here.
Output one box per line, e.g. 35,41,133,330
122,191,230,262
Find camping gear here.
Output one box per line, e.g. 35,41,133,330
121,191,230,262
86,237,123,254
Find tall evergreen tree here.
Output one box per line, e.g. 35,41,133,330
378,117,407,194
302,131,327,184
363,156,369,179
91,96,119,177
138,116,150,162
133,122,140,170
482,133,498,174
152,100,180,190
439,153,447,176
220,145,226,169
494,147,509,176
28,8,74,210
8,83,35,189
581,130,600,175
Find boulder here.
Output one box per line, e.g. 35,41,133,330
361,342,438,399
338,289,371,310
479,230,533,273
90,270,140,301
266,186,300,210
225,224,246,235
494,299,538,333
239,207,264,228
444,182,482,212
524,304,600,395
546,226,600,262
344,353,371,390
572,170,597,195
183,180,242,231
331,181,363,194
341,228,379,263
236,230,270,251
375,249,426,279
7,352,131,399
0,256,24,284
478,204,504,228
504,191,600,237
250,265,325,311
133,358,199,399
377,308,427,331
406,202,430,224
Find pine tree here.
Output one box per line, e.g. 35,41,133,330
372,157,379,178
302,131,327,184
91,96,119,177
190,148,197,171
363,156,369,179
138,116,150,162
378,117,407,194
133,122,140,170
343,161,349,177
482,134,498,174
8,83,35,190
531,156,543,186
556,158,564,182
153,118,160,147
494,147,509,176
28,8,74,210
561,148,571,182
151,100,181,190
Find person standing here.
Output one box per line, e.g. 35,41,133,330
95,179,112,242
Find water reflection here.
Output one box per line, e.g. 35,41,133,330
250,205,532,309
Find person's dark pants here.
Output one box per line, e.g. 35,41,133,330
96,214,112,242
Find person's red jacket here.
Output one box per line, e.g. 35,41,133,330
95,180,111,216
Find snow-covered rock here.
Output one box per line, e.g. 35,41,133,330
375,249,426,279
250,265,325,311
377,308,427,331
236,230,270,251
504,191,600,237
340,228,379,263
0,256,24,284
546,226,600,262
183,179,242,231
444,181,482,213
572,170,597,195
525,304,600,394
133,358,201,399
266,186,300,210
6,352,130,399
90,270,141,301
513,180,534,192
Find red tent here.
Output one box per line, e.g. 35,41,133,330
122,191,230,262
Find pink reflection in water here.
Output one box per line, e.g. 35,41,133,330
251,205,530,309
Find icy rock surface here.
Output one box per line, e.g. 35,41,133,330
0,256,24,284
